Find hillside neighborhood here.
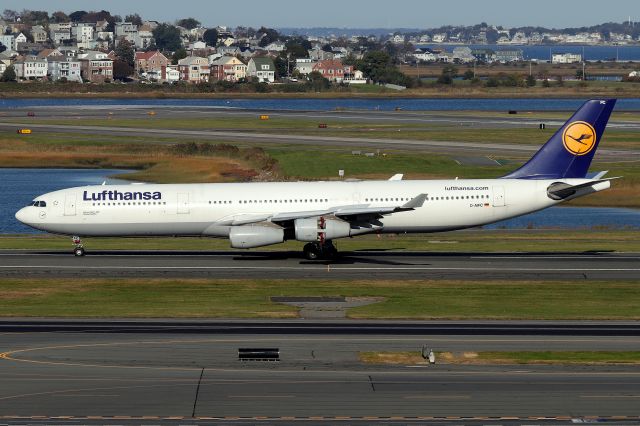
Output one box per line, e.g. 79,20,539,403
0,10,639,87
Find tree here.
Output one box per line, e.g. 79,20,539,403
115,39,135,67
0,42,5,53
112,59,133,80
124,14,143,26
176,18,200,30
274,54,288,79
462,69,475,80
69,10,88,22
51,11,69,23
437,65,458,85
0,65,16,82
306,71,330,91
203,28,218,46
526,75,536,87
258,27,280,47
2,9,18,21
172,47,187,65
285,38,310,59
152,23,182,52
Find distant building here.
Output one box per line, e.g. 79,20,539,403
247,57,276,83
47,56,82,82
552,53,582,64
495,49,524,63
77,51,113,83
312,59,353,82
210,56,247,82
14,55,48,80
135,51,170,79
177,56,210,83
294,58,316,75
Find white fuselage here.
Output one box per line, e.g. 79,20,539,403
15,178,608,240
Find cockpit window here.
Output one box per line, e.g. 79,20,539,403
39,201,46,207
29,201,46,207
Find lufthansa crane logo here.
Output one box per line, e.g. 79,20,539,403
562,121,597,156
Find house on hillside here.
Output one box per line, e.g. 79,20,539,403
247,56,275,83
210,56,247,82
14,56,48,80
178,56,210,83
31,26,48,44
47,55,82,82
135,51,170,79
294,58,316,75
312,59,353,83
77,51,113,83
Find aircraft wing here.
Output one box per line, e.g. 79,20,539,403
215,194,428,226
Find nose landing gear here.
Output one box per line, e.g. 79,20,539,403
303,240,338,260
72,236,85,257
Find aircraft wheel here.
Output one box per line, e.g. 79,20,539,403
303,243,320,260
74,247,85,257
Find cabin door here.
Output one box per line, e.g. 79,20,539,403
177,193,190,214
64,194,76,216
493,186,505,207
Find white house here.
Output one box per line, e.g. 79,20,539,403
247,57,275,83
14,56,48,80
47,56,82,82
0,35,14,51
294,58,316,75
413,49,437,62
552,53,582,64
14,33,27,49
72,23,95,44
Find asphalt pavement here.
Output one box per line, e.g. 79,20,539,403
0,250,638,280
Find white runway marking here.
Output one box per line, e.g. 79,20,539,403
0,265,638,272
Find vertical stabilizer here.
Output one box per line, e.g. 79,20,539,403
502,99,616,179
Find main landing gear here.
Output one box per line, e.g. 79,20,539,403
72,236,85,257
303,240,338,261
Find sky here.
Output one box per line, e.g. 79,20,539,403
2,0,638,29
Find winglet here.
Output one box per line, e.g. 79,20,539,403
400,194,428,209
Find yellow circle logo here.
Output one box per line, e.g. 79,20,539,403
562,121,597,156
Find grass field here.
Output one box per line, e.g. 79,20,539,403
360,351,640,365
2,229,639,252
1,279,639,319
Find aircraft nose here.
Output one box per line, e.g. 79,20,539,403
15,207,30,225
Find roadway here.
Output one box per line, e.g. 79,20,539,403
1,320,640,422
0,250,638,280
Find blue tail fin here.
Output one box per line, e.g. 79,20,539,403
502,99,616,179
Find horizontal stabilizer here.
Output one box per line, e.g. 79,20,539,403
547,178,618,200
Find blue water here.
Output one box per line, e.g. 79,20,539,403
487,206,640,230
418,44,640,62
2,97,640,112
2,169,639,234
2,169,133,234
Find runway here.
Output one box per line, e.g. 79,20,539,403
1,320,640,422
1,107,638,161
0,250,638,280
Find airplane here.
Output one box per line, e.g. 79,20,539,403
15,99,617,260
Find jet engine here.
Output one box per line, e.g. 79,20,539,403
294,217,375,242
229,225,284,248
